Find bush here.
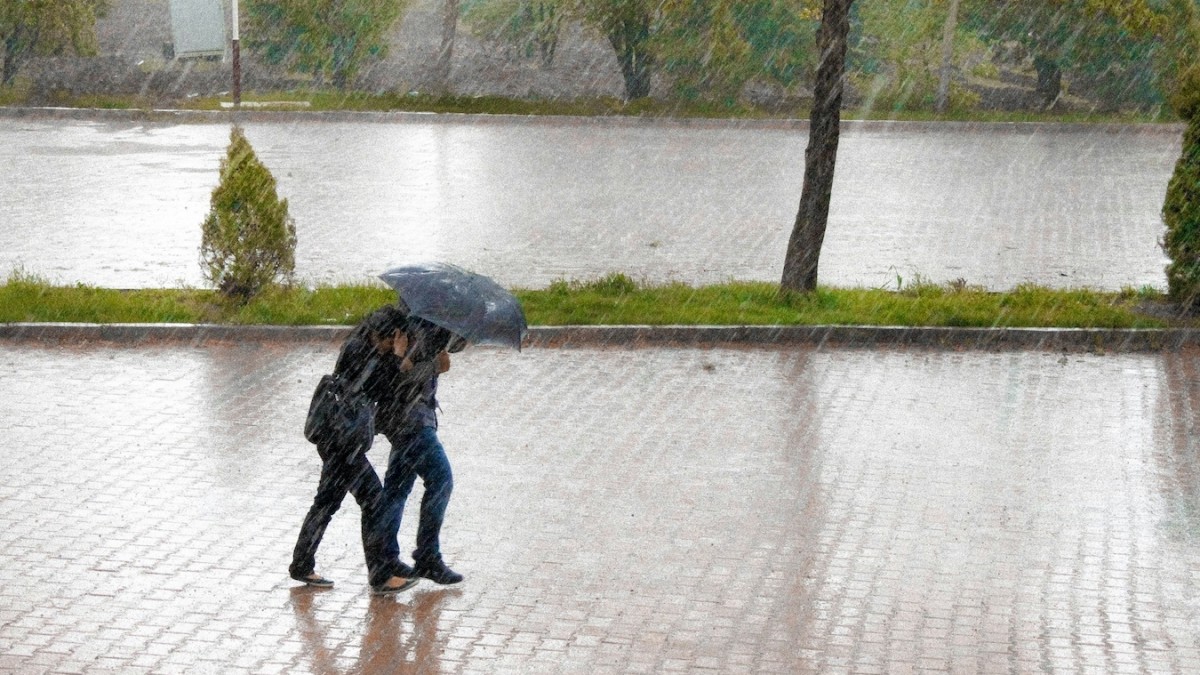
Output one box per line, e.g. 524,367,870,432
200,127,297,300
1163,63,1200,307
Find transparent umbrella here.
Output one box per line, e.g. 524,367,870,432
378,262,528,351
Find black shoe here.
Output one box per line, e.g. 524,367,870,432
413,559,463,585
290,572,334,588
371,576,419,595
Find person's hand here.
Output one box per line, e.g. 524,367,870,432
435,351,450,374
393,331,416,371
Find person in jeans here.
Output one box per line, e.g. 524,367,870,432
289,307,417,595
374,316,465,585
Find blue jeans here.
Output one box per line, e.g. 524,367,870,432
378,426,453,569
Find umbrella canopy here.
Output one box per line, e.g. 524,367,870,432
379,262,527,351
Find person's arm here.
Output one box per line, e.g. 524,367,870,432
399,352,449,381
393,331,450,379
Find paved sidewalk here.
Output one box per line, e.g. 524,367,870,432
3,339,1200,673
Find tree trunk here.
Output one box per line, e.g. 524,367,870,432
614,43,651,99
606,15,653,101
432,0,459,93
3,32,25,87
781,0,854,293
1033,53,1061,108
1,48,16,87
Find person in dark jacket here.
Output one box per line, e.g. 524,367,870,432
289,306,417,595
374,316,466,585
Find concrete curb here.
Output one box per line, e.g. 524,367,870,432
0,106,1185,135
3,323,1200,352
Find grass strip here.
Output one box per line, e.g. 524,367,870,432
0,86,1178,124
0,272,1182,330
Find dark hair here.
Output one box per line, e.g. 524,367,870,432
403,316,456,360
364,305,408,337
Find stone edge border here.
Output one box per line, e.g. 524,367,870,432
4,323,1200,352
0,106,1185,135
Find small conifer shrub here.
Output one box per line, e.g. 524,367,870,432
200,127,297,300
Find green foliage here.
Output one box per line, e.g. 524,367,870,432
575,0,815,104
200,127,297,301
735,1,818,90
0,273,1174,329
463,0,564,65
852,0,982,112
520,279,1166,328
244,0,407,89
577,0,660,100
961,0,1173,110
1157,0,1200,111
0,269,207,324
1173,62,1200,120
655,0,754,104
0,0,109,85
1163,79,1200,307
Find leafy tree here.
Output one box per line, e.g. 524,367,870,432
575,0,659,100
782,0,855,293
463,0,564,66
654,0,753,103
736,0,820,92
1151,0,1200,109
961,0,1169,109
654,0,818,105
244,0,407,89
0,0,110,86
201,127,297,300
853,0,965,112
574,0,817,104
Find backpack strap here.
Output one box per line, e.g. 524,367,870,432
346,354,379,396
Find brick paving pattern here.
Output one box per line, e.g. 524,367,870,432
2,341,1200,673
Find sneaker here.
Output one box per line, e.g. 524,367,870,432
372,576,419,595
412,559,464,585
291,572,334,588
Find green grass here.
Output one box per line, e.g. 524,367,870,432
0,271,1185,330
515,275,1173,329
0,84,1179,124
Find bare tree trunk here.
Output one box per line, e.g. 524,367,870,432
606,14,654,101
432,0,459,93
3,27,30,87
1,44,18,87
936,0,959,113
1033,53,1062,108
781,0,854,293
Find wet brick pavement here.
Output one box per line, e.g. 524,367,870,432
3,339,1200,673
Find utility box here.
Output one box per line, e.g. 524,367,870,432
168,0,226,59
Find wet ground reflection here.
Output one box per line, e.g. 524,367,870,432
0,117,1179,290
2,343,1200,672
290,587,459,674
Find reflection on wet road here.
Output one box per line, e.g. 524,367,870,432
2,342,1199,672
0,117,1180,290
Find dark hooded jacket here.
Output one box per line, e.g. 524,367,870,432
334,308,454,436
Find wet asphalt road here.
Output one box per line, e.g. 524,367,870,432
0,112,1182,291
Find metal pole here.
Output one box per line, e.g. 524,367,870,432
231,0,241,107
936,0,959,113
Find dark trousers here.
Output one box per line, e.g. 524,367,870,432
290,440,397,585
378,426,454,566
